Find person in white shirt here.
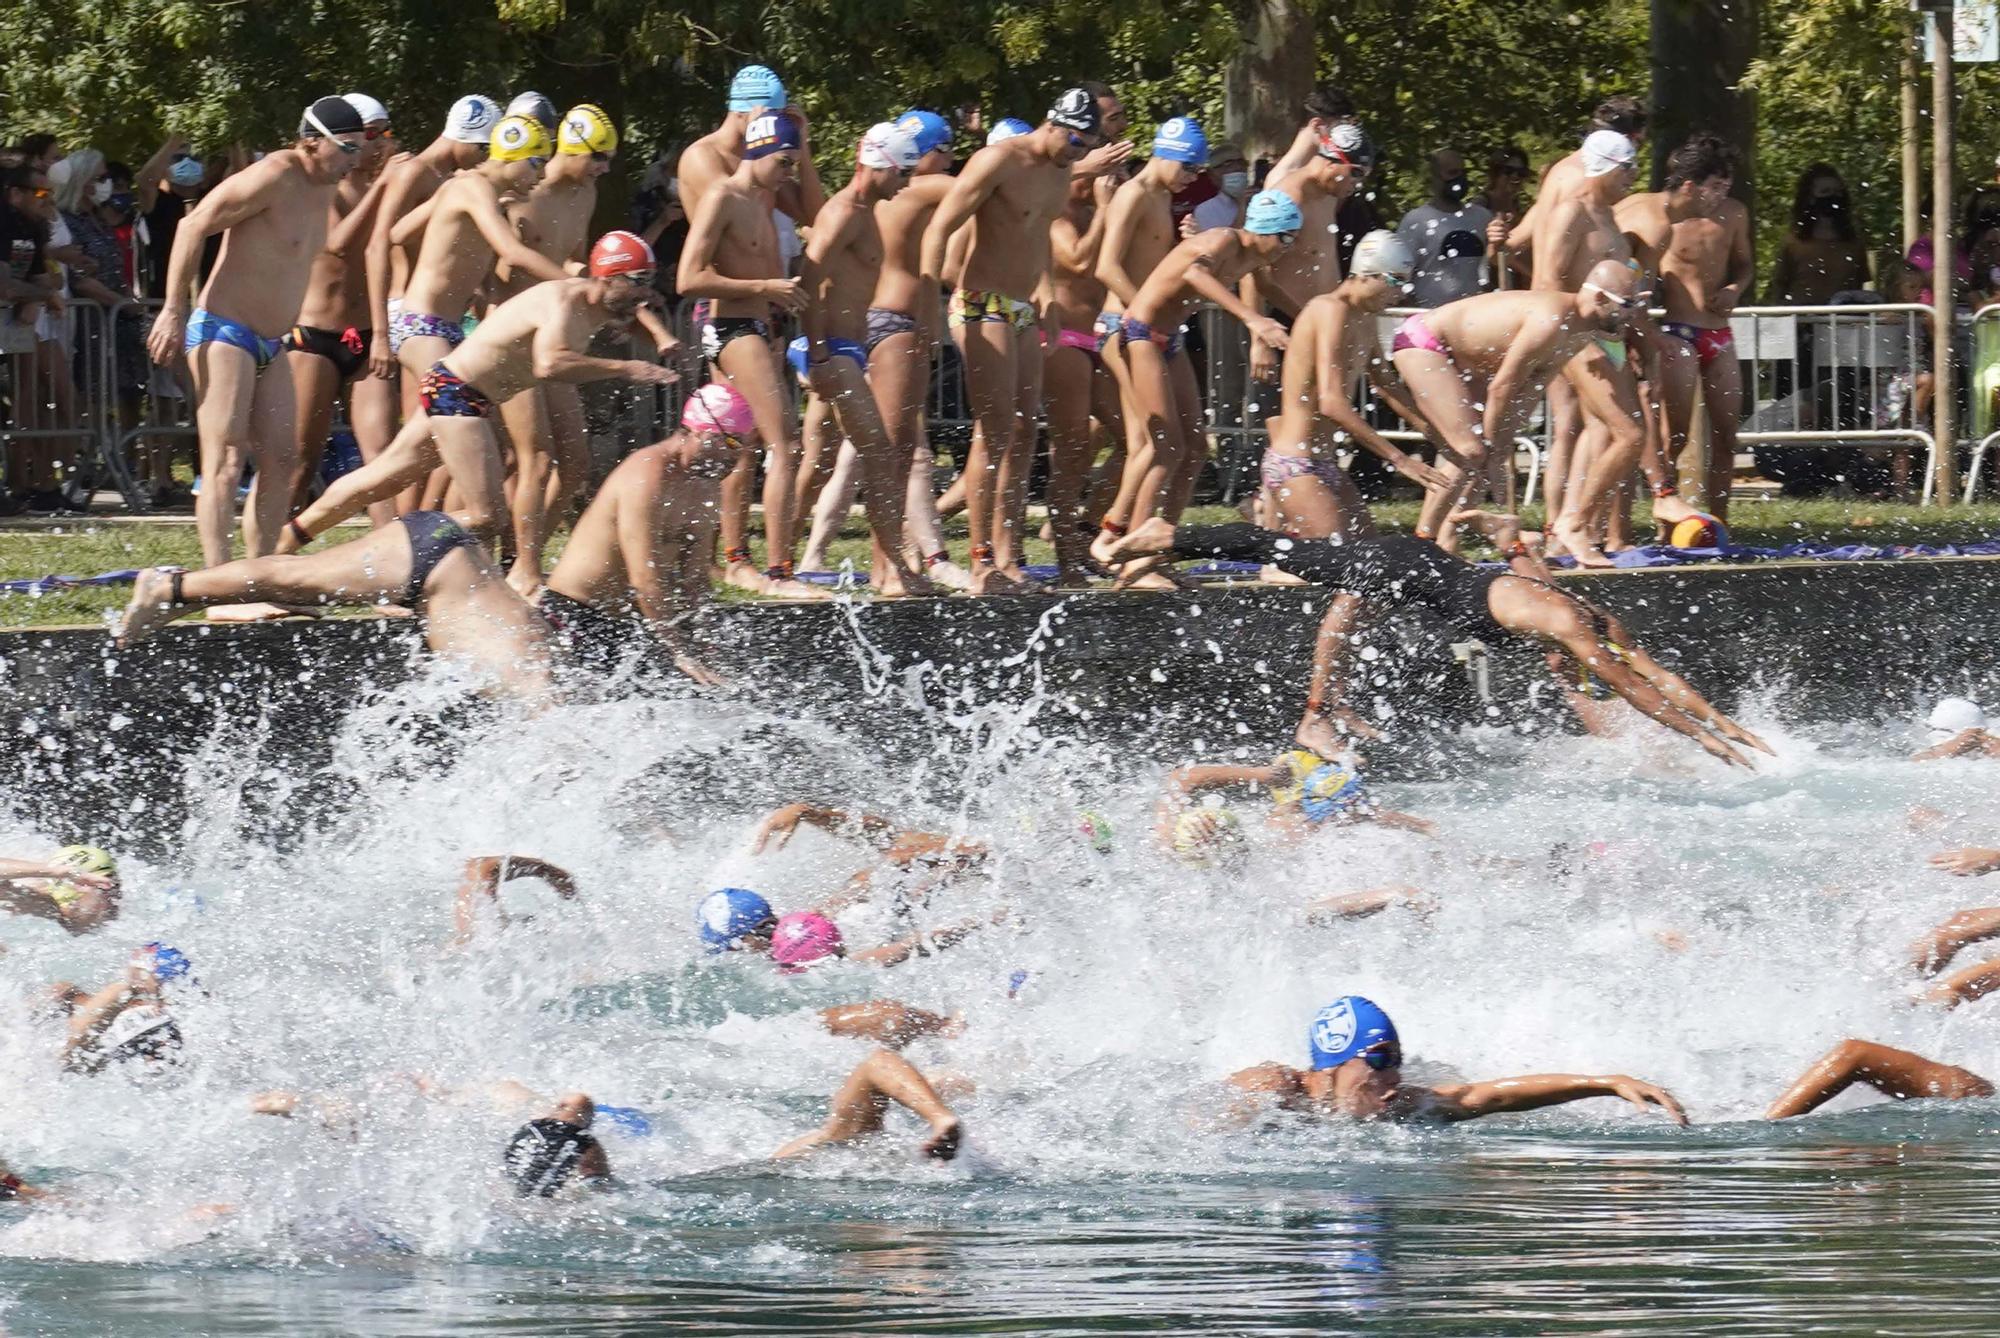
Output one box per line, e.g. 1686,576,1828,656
1190,141,1249,233
1394,148,1494,308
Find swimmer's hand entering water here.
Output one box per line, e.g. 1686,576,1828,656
1931,847,2000,877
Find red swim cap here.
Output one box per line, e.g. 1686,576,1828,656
589,230,654,278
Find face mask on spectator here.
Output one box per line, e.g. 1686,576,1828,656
1441,174,1470,205
1221,170,1249,197
169,157,204,190
91,179,112,205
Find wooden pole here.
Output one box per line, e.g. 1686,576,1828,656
1903,31,1924,249
1932,5,1959,506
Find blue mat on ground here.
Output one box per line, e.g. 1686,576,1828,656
0,569,140,597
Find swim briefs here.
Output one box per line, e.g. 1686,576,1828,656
183,308,283,370
418,363,494,419
948,288,1037,332
388,310,466,357
397,509,481,606
282,324,371,381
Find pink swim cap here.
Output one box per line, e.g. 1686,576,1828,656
681,382,756,439
770,911,843,972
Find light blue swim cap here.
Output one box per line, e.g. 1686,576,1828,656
1152,117,1208,166
1299,762,1368,824
697,888,776,952
594,1104,653,1136
729,65,787,114
988,118,1033,146
1244,188,1304,235
1309,995,1398,1070
897,109,952,158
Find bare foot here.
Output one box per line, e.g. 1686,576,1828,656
873,566,938,599
1651,493,1699,526
112,567,185,646
921,1115,962,1161
1258,563,1308,586
374,603,417,619
1104,515,1178,566
1052,563,1101,590
919,558,974,592
505,564,543,601
798,549,833,574
1552,517,1613,568
765,577,835,601
1113,562,1180,591
1001,564,1050,593
1087,528,1125,567
969,564,1029,596
722,561,770,594
205,602,301,624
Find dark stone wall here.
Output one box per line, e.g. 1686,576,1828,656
4,557,1996,845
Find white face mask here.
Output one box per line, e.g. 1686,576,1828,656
91,179,113,205
1222,170,1250,198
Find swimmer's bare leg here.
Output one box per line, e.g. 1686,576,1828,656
772,1048,962,1160
1764,1038,1994,1119
115,526,416,646
1296,592,1381,753
819,1000,965,1050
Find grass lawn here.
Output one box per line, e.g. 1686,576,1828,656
5,495,2000,629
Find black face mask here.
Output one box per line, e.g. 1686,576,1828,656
1441,174,1471,205
1810,195,1847,217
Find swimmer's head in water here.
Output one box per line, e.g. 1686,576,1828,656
57,844,117,881
506,91,559,132
1077,810,1114,854
445,94,501,146
728,65,787,115
987,118,1034,146
770,911,844,972
1929,696,1988,739
139,941,192,983
1297,762,1369,824
698,888,777,953
1171,806,1248,870
1309,995,1400,1071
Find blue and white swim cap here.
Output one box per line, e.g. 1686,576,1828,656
1153,117,1208,166
594,1104,653,1136
897,109,952,158
729,65,787,114
1244,188,1304,235
1309,995,1398,1070
697,888,776,952
988,118,1034,146
1299,762,1368,824
142,941,192,983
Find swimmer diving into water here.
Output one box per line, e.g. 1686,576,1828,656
1105,511,1770,767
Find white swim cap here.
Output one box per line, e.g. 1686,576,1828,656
1927,696,1987,738
343,93,389,126
1350,229,1414,281
446,94,501,144
858,122,921,172
1581,130,1637,178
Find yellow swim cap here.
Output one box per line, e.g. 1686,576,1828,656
490,114,554,162
57,845,117,879
559,104,619,156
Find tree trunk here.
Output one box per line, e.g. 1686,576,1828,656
1650,0,1760,218
1225,0,1317,164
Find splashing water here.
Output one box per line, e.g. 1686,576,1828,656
3,622,2000,1332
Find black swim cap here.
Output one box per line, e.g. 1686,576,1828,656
300,95,365,139
1047,88,1101,135
503,1118,598,1198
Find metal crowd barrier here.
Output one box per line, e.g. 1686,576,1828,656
0,297,151,511
1962,302,2000,500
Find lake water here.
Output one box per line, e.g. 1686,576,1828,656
3,659,1997,1334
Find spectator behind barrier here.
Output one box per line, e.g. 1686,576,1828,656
1769,165,1872,307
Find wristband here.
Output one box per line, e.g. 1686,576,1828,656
1504,540,1531,560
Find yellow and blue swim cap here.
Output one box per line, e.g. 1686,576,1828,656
1298,762,1368,824
490,115,553,163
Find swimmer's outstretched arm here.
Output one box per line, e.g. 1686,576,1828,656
851,914,997,968
1427,1073,1689,1125
819,1000,964,1049
754,803,984,866
1913,729,2000,761
452,855,578,944
1590,610,1773,756
0,882,68,924
1929,847,2000,877
1303,886,1435,923
1912,906,2000,974
1764,1039,1994,1119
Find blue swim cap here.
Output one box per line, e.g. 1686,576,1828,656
1299,762,1369,824
897,109,952,158
594,1104,653,1136
1153,117,1209,166
1309,995,1399,1070
1244,188,1304,236
729,65,787,114
143,941,192,983
988,118,1034,146
743,112,804,161
697,888,776,952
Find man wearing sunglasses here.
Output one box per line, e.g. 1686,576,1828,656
144,96,368,618
281,94,397,516
282,230,674,555
919,87,1108,593
541,382,752,685
498,104,675,599
1226,995,1687,1126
